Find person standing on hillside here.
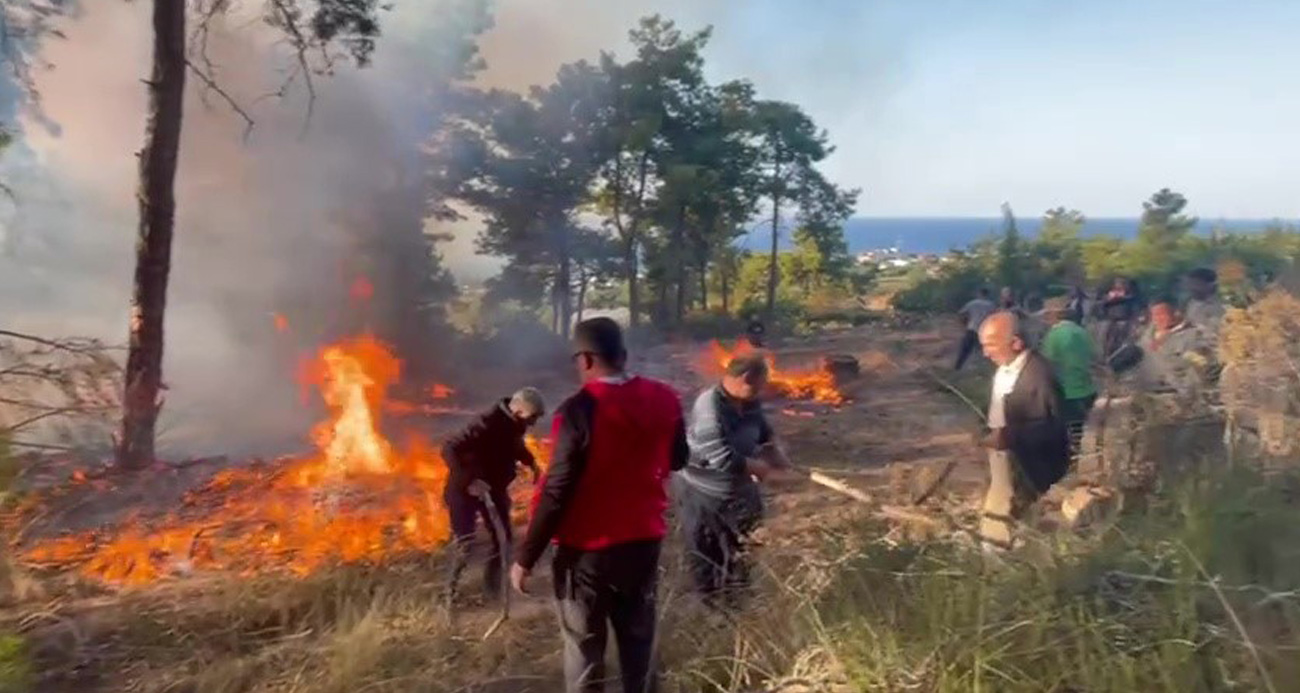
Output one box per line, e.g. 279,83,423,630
977,311,1070,550
1100,277,1141,358
955,288,996,370
1066,285,1089,326
1137,300,1212,397
999,286,1018,310
1183,267,1225,341
442,388,544,602
512,317,688,693
677,353,792,608
1040,298,1098,460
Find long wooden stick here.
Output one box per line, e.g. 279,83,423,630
921,368,988,423
480,493,510,641
800,467,952,529
807,470,872,503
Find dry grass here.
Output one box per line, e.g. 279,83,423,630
6,463,1300,693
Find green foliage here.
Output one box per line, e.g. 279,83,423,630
0,633,28,693
892,259,988,313
812,469,1300,692
429,13,856,333
892,189,1300,313
995,202,1026,290
739,294,806,334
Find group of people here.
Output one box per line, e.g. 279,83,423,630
441,318,788,692
958,267,1227,549
436,269,1229,691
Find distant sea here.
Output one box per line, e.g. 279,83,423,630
738,217,1297,255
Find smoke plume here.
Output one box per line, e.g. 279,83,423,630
0,0,742,457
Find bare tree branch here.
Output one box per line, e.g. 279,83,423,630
266,0,318,134
185,58,255,139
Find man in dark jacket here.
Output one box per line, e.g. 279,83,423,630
678,352,791,608
512,317,688,693
977,311,1070,550
442,387,544,600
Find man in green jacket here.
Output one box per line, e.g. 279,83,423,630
1040,296,1098,459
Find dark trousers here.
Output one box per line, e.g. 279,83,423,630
679,486,761,609
445,485,512,598
1063,394,1097,463
553,539,662,693
954,329,979,370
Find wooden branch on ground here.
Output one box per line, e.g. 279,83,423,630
910,460,958,506
800,467,955,530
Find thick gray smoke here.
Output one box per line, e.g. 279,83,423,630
0,2,480,457
0,0,739,458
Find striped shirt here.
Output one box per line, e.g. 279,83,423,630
679,385,773,499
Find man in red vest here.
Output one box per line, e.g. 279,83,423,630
512,317,688,693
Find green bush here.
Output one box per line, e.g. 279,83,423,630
803,308,889,327
0,634,29,693
678,310,746,341
891,262,989,314
814,469,1300,692
739,296,807,335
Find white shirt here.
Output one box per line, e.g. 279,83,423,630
987,351,1029,429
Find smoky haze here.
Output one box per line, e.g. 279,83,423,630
1,1,472,458
0,0,731,457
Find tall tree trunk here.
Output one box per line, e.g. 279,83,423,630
624,240,640,328
556,223,572,339
117,0,186,470
698,258,709,311
576,267,588,324
765,179,782,319
673,203,687,325
721,268,731,314
550,289,559,334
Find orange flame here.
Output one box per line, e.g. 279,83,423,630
700,340,845,405
272,313,290,333
429,384,455,400
24,334,544,586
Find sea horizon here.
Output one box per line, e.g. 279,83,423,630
737,216,1299,256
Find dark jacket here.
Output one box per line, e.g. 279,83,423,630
442,399,534,494
517,376,688,570
1003,351,1071,493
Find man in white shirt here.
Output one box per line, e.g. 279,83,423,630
955,288,996,370
977,312,1071,550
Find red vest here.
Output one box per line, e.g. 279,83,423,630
532,377,682,551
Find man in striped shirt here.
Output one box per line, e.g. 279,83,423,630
676,353,792,607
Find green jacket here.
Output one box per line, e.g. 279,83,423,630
1041,320,1097,400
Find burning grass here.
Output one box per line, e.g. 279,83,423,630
14,334,545,587
699,340,847,406
19,465,1297,693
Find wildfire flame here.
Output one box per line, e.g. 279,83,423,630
700,340,846,405
24,334,543,586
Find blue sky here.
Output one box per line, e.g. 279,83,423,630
678,0,1300,219
471,0,1300,220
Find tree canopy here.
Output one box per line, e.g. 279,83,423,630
428,14,857,333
